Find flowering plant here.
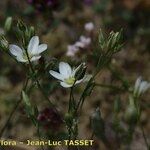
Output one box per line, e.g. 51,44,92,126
0,17,149,150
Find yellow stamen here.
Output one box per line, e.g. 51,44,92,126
64,77,75,85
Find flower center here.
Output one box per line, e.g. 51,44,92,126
64,77,75,85
23,52,32,60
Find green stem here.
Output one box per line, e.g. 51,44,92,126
68,86,75,113
25,50,55,107
0,99,21,138
94,83,125,91
140,124,149,149
76,77,94,112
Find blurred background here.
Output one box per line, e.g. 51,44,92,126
0,0,150,150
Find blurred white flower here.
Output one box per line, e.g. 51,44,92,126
84,22,94,32
134,76,150,96
49,62,91,88
66,44,79,57
75,36,91,49
9,36,47,63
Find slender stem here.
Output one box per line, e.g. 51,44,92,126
0,77,29,138
0,99,21,138
67,87,73,143
68,86,75,113
76,50,123,113
25,50,54,106
67,84,76,150
140,124,149,149
94,83,125,91
76,77,94,112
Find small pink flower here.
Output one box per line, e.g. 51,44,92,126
75,36,91,49
84,22,94,32
66,44,79,57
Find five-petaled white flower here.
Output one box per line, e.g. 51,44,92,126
9,36,47,63
134,76,150,97
49,62,91,88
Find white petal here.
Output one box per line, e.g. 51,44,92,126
75,74,92,85
139,82,145,94
139,81,150,94
82,75,92,82
9,44,23,56
75,79,83,85
49,70,64,81
28,36,39,55
59,62,72,77
16,55,27,63
30,56,41,62
38,44,47,53
60,82,72,88
134,76,142,93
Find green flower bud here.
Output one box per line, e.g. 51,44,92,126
0,35,8,50
4,17,12,32
29,26,35,37
17,20,27,32
22,91,31,107
75,63,87,80
125,96,139,124
99,29,123,54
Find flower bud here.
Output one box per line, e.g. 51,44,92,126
125,96,139,124
4,17,12,32
99,29,123,53
29,26,35,37
0,35,8,50
17,20,27,32
22,91,31,107
75,63,87,80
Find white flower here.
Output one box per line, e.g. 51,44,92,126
84,22,94,32
66,44,79,57
9,36,47,63
49,62,91,88
75,36,91,49
134,76,150,96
